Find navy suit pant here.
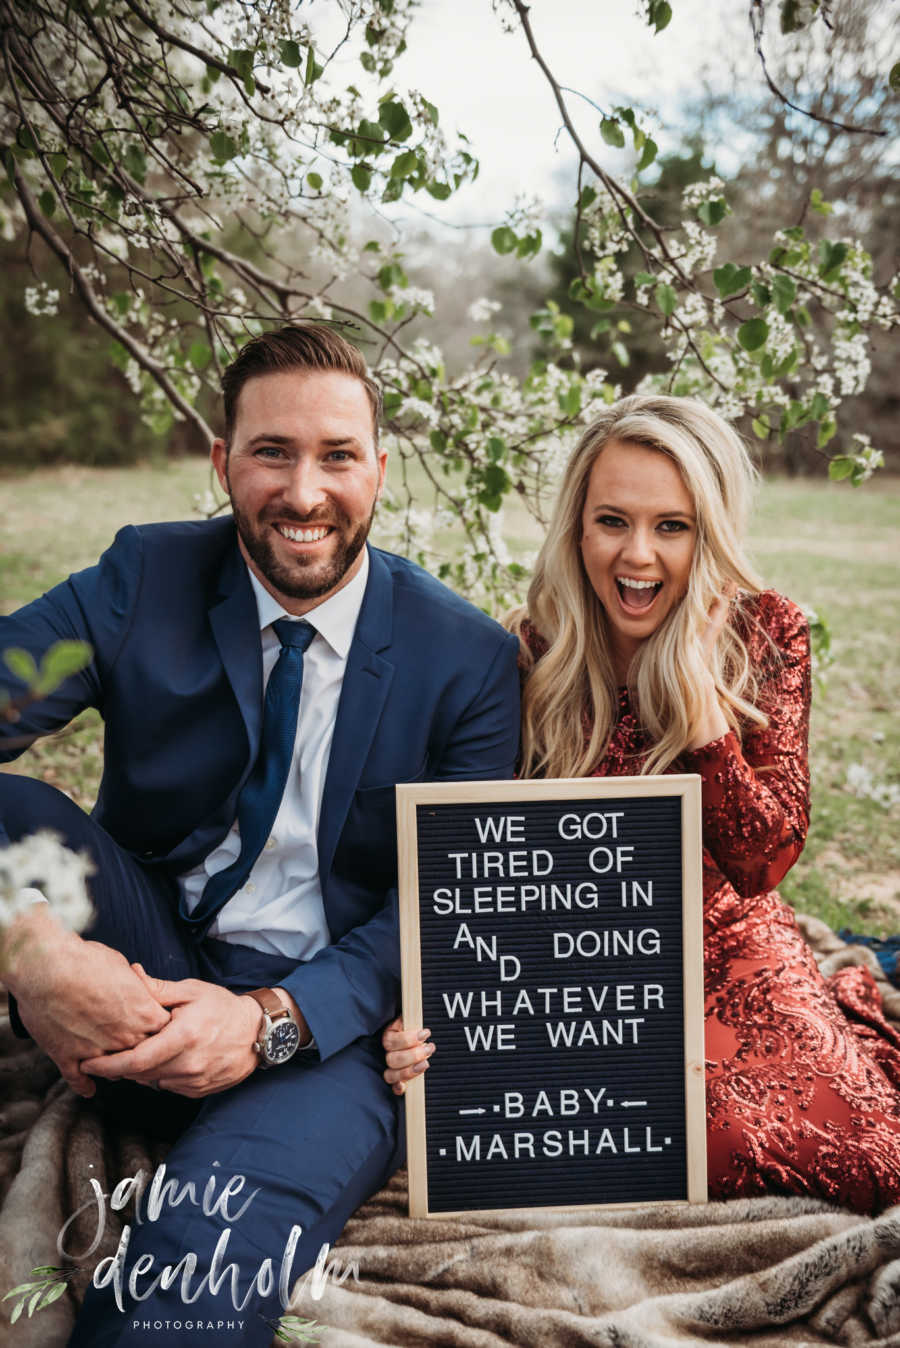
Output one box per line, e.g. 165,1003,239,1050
1,775,403,1347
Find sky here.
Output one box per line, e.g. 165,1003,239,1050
311,0,750,227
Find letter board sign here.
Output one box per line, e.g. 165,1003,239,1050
397,776,706,1218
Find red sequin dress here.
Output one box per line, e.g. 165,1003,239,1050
524,591,900,1213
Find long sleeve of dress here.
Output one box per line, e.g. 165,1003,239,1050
679,593,811,898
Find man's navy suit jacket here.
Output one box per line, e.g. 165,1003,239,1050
0,518,521,1061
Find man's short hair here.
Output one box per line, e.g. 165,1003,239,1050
222,324,383,445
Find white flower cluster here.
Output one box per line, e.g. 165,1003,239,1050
681,177,726,209
831,328,871,396
678,219,718,272
0,831,94,935
23,283,60,318
673,291,709,330
192,489,219,517
847,435,884,483
507,193,543,236
845,763,900,810
399,395,439,427
468,298,502,324
591,257,624,305
392,286,435,316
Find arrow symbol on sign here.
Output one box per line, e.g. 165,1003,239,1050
458,1107,486,1115
620,1100,648,1108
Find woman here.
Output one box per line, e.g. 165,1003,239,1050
384,394,900,1213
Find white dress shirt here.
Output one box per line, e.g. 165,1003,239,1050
179,551,369,958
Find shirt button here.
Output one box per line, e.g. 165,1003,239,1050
265,838,276,851
245,882,256,894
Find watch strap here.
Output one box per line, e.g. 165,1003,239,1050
247,987,287,1021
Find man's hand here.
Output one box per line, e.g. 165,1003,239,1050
382,1016,434,1096
4,906,171,1098
80,968,264,1097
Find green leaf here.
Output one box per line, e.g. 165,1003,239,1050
818,239,848,278
425,180,451,200
771,274,796,313
359,50,377,73
123,144,147,183
737,318,769,351
209,130,238,164
654,282,677,317
713,263,751,297
697,198,727,227
752,417,771,439
3,1282,45,1300
491,226,517,255
39,1282,67,1309
378,100,413,141
810,187,833,215
633,271,655,288
794,305,811,328
750,281,771,307
890,62,900,92
390,149,419,179
817,417,837,448
188,340,212,371
809,391,830,421
558,383,582,418
828,456,854,481
279,39,301,67
515,230,542,260
38,189,56,217
429,429,447,451
652,0,672,32
578,185,597,209
611,339,629,367
10,1301,23,1325
351,163,372,192
306,171,323,191
637,137,658,171
381,391,403,417
229,48,254,80
3,648,39,685
378,262,407,290
780,0,815,31
304,47,323,86
16,125,39,153
600,118,625,148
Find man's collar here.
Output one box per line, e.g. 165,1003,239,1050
246,548,369,659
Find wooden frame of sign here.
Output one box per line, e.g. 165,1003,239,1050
397,775,705,1220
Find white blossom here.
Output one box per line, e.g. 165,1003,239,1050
0,831,94,934
468,298,502,323
845,764,900,810
24,283,60,317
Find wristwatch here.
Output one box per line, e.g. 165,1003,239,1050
246,987,310,1068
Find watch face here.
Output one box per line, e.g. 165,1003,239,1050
265,1019,301,1065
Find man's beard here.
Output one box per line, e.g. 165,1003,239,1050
229,495,376,602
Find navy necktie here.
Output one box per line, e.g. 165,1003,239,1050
190,618,316,929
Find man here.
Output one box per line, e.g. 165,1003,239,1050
0,325,520,1344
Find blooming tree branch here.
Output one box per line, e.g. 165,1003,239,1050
1,0,895,609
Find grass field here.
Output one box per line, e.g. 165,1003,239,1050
2,457,898,936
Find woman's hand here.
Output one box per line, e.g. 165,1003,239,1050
382,1016,434,1096
687,585,735,750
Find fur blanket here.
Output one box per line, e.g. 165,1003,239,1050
1,914,899,1348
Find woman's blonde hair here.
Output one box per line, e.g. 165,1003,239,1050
509,394,768,778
